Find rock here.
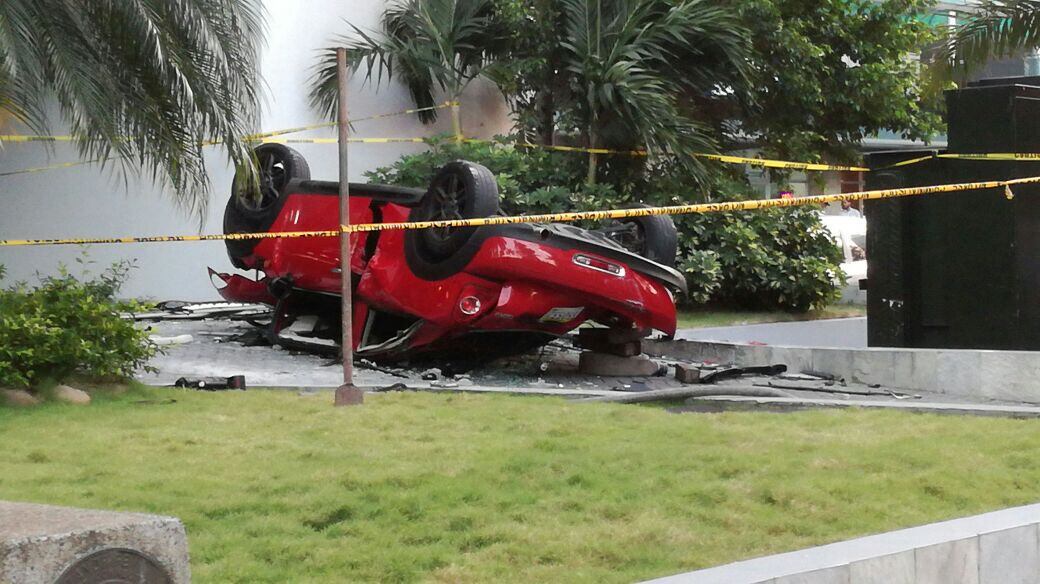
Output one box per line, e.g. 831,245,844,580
1,389,40,407
674,363,702,384
53,385,91,405
0,500,190,583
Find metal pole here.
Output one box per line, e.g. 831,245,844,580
334,47,363,406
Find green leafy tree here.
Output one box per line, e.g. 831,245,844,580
310,0,511,133
733,0,943,163
0,0,265,216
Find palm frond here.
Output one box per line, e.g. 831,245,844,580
559,0,749,180
934,0,1040,76
0,0,265,219
310,0,501,124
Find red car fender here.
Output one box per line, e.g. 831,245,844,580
464,237,677,335
355,228,502,328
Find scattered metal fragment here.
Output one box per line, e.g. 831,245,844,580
754,381,919,399
173,375,246,390
357,359,410,379
581,385,792,404
700,364,788,384
134,301,271,322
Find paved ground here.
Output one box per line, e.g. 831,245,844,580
676,317,867,348
132,316,1040,418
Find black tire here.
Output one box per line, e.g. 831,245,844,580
224,144,310,267
407,161,500,264
610,204,678,267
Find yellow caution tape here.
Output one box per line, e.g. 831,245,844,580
256,137,428,145
938,153,1040,161
883,155,936,168
342,175,1040,233
0,101,460,145
0,158,109,177
0,229,340,247
463,139,869,172
243,101,459,141
0,135,75,143
693,153,869,172
1,175,1035,248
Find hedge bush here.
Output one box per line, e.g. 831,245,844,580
366,137,844,311
0,261,157,389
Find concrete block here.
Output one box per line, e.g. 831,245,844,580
979,524,1040,584
810,348,854,381
887,350,916,391
935,350,981,396
908,349,940,394
848,350,892,386
774,565,849,584
849,551,913,584
976,352,1040,403
737,344,774,367
768,347,813,376
700,342,737,366
914,537,979,584
674,364,701,384
0,500,190,584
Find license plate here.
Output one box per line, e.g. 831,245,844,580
539,307,584,324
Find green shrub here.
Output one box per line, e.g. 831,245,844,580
0,260,157,389
367,137,844,311
674,209,844,311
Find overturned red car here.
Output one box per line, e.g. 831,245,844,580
211,144,685,362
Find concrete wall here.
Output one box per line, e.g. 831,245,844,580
643,502,1040,584
646,338,1040,403
0,0,511,301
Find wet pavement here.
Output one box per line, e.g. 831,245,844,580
133,316,1040,417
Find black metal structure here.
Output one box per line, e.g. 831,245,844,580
865,78,1040,349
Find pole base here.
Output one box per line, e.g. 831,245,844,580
334,383,364,406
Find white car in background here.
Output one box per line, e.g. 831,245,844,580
820,214,867,304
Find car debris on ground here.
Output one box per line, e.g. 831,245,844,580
132,302,1040,417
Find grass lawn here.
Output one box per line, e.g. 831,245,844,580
3,387,1039,583
677,304,866,329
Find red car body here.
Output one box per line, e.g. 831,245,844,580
213,169,685,362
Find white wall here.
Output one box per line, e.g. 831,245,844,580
0,0,511,300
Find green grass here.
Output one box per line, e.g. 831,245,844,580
3,387,1040,583
677,304,866,329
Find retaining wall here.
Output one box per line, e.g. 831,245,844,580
645,339,1040,403
642,502,1040,584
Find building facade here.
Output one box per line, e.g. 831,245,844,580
0,0,512,300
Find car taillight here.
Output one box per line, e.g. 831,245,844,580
458,295,482,315
573,253,625,277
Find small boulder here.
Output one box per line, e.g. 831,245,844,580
1,389,40,407
53,384,91,405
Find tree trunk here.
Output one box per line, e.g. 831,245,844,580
538,90,555,145
586,124,598,185
450,102,462,143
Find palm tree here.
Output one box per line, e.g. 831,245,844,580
310,0,509,135
935,1,1040,76
558,0,749,183
0,0,265,217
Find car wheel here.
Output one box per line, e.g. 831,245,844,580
224,144,311,267
608,204,678,267
409,160,500,262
